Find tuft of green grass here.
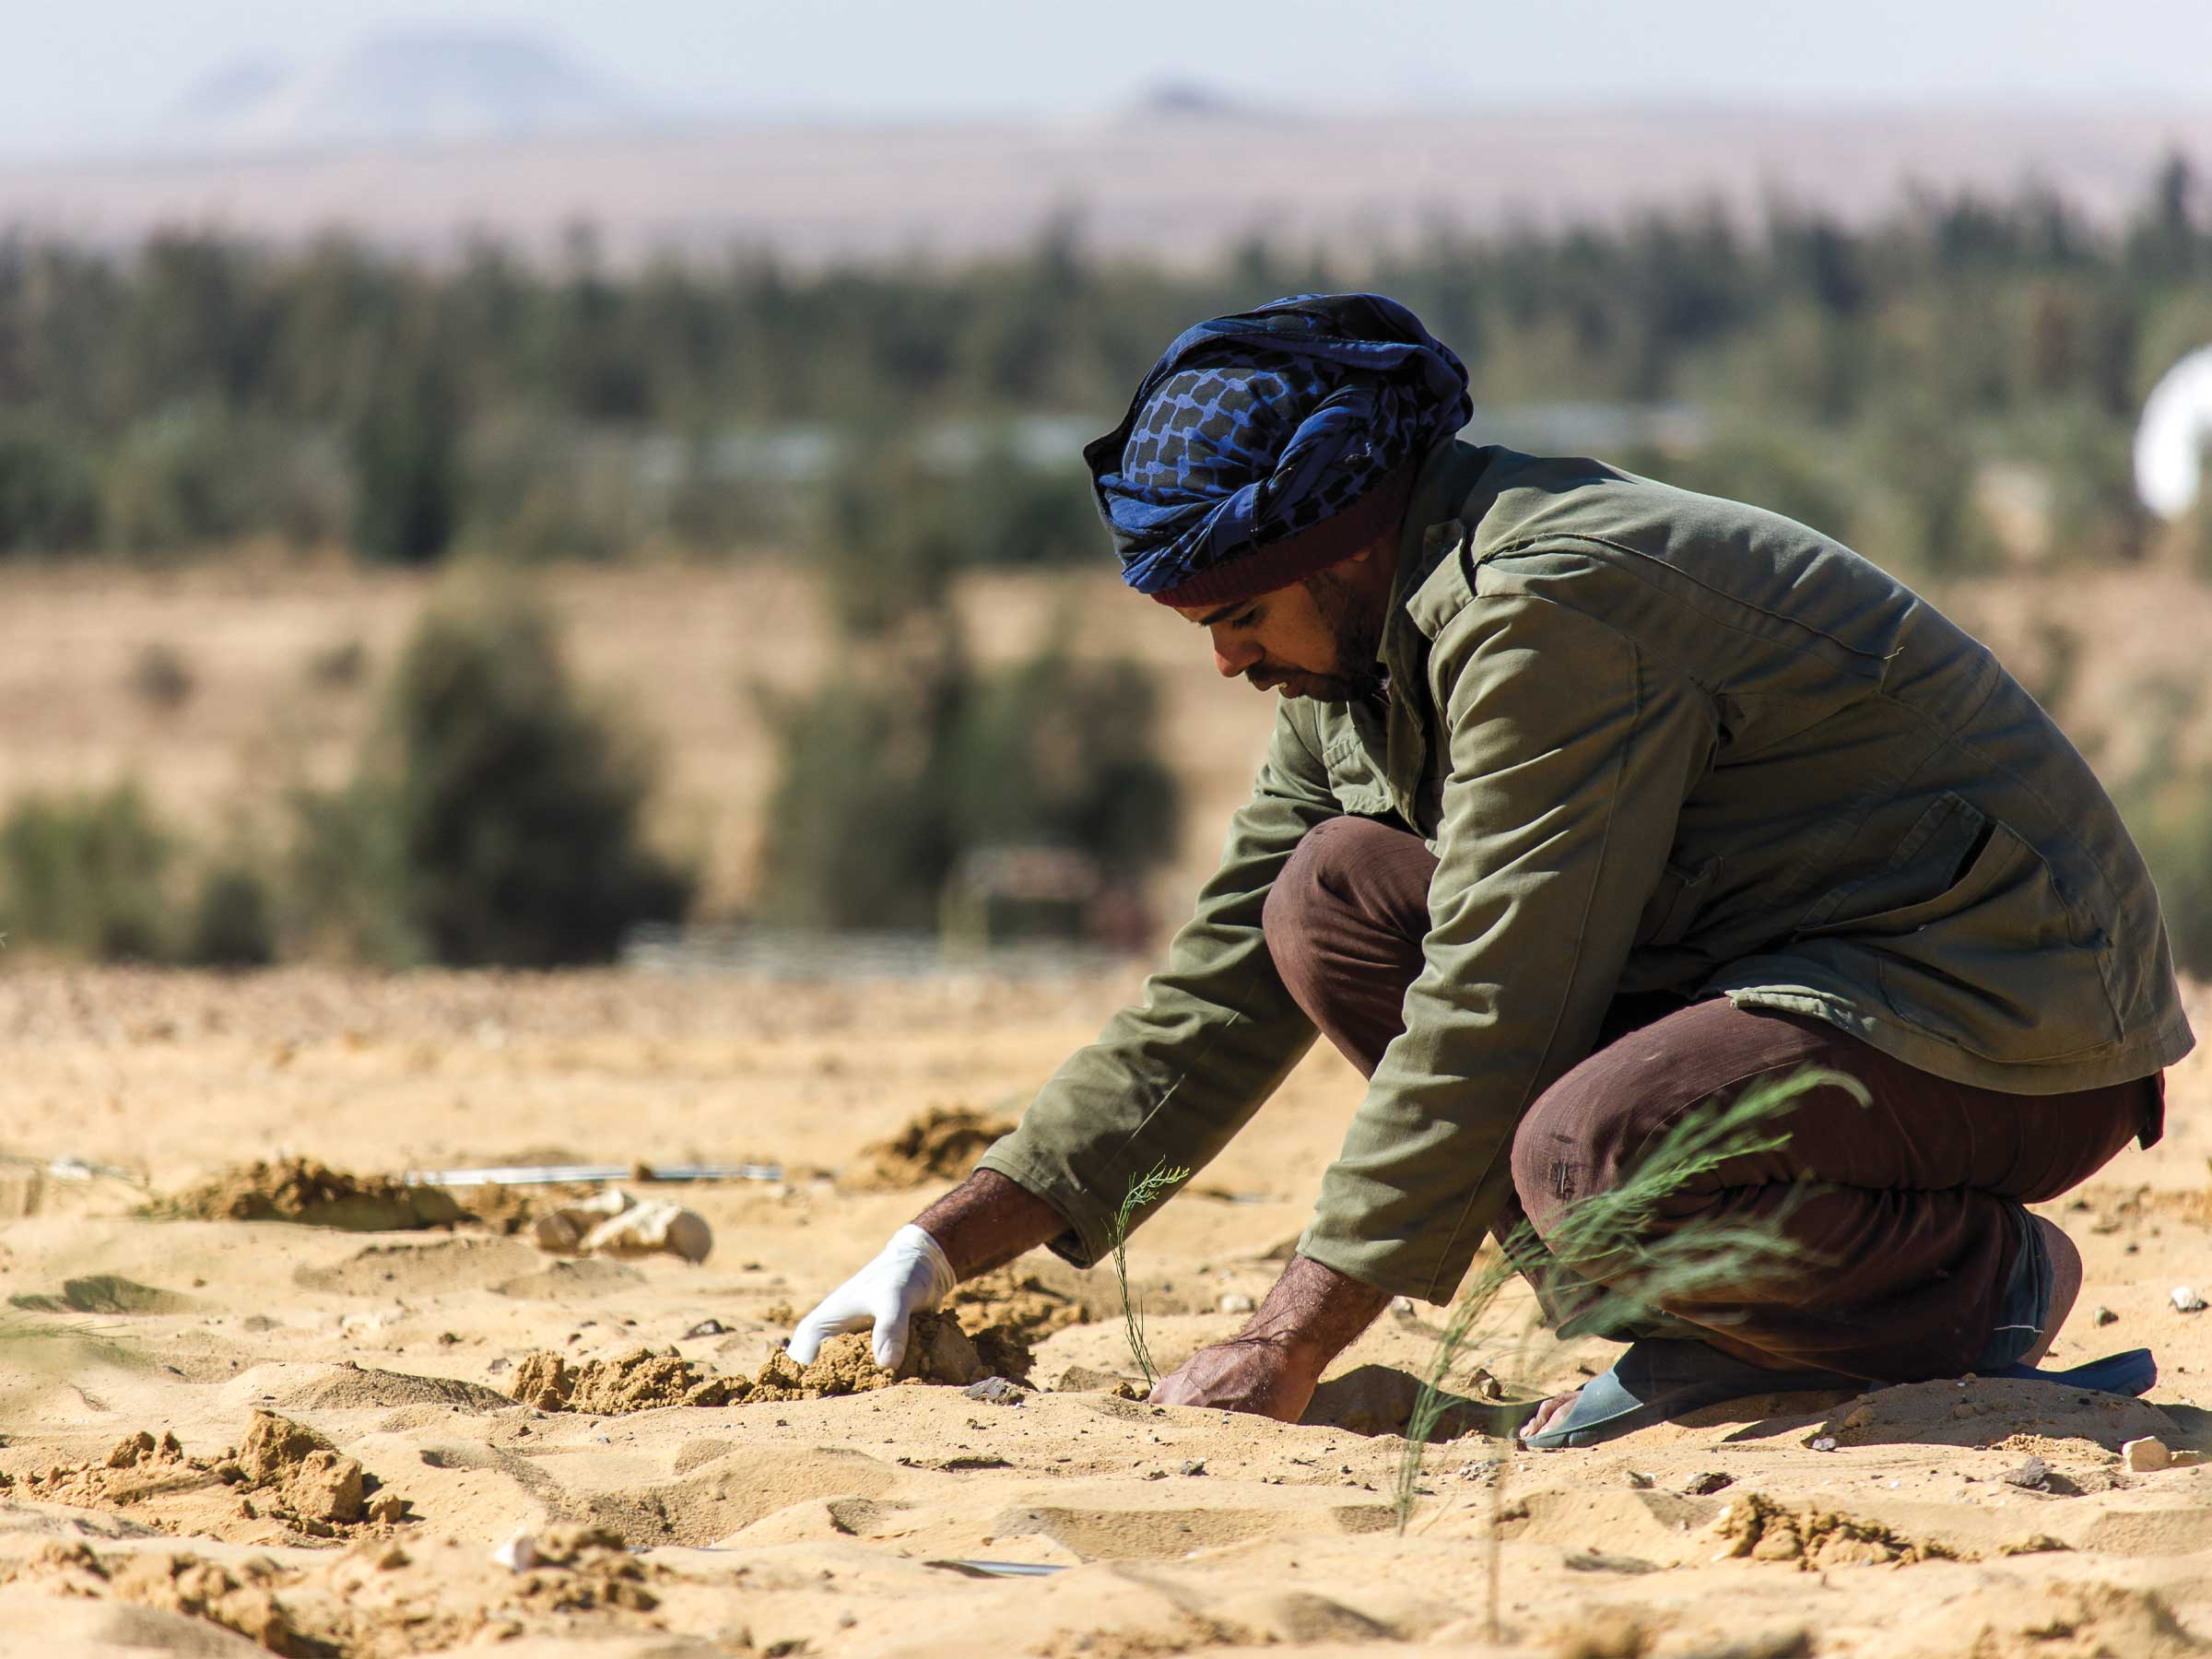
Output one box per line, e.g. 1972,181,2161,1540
1112,1160,1190,1388
1392,1065,1869,1544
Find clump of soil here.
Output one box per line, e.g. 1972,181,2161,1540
510,1347,747,1413
0,1541,293,1653
838,1105,1014,1192
1714,1491,1959,1569
153,1158,465,1231
509,1310,994,1414
949,1264,1090,1340
0,1526,667,1656
0,1414,403,1540
1962,1583,2209,1659
501,1523,665,1614
752,1311,990,1400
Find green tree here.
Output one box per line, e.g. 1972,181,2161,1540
300,593,693,964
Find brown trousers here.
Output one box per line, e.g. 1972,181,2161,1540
1262,816,2160,1381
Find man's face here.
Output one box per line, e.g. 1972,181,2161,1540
1174,559,1390,703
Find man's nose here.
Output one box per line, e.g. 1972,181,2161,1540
1211,633,1260,677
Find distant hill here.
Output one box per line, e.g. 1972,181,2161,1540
162,29,644,154
5,100,2209,267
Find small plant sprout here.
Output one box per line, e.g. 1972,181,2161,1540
1391,1065,1868,1545
1112,1159,1190,1388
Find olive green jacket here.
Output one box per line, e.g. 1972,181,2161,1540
978,440,2194,1302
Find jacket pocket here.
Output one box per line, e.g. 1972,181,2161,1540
1795,793,1993,938
1634,856,1720,947
1323,739,1393,818
1823,815,2125,1062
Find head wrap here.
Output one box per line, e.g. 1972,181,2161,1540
1085,292,1471,606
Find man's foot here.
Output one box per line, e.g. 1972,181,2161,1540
1520,1384,1583,1442
2017,1215,2082,1369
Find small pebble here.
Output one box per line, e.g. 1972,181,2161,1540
1625,1470,1654,1489
1681,1471,1734,1496
1181,1459,1207,1477
1218,1293,1255,1314
2172,1287,2207,1314
1808,1436,1839,1453
2003,1455,2050,1490
962,1377,1027,1406
2093,1306,2119,1326
683,1319,727,1339
491,1531,538,1572
2123,1437,2171,1472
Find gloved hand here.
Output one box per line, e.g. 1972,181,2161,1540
786,1223,957,1370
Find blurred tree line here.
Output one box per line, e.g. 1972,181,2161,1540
2,163,2209,577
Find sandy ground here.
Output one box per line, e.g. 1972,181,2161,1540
1,966,2208,1657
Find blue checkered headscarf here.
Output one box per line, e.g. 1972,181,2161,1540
1085,293,1471,602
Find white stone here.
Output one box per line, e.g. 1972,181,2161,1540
531,1188,712,1265
492,1529,539,1571
2123,1437,2171,1472
2171,1286,2207,1313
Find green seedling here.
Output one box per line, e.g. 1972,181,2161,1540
1112,1160,1190,1388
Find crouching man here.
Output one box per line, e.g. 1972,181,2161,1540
789,293,2190,1445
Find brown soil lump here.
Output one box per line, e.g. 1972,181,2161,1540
1715,1490,1959,1569
508,1309,991,1415
838,1105,1015,1191
156,1156,463,1230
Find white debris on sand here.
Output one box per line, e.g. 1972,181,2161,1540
532,1188,713,1265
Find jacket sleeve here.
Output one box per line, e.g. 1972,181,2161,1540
1298,591,1716,1302
975,701,1340,1268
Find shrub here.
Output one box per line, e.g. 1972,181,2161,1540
756,635,1180,935
182,862,277,968
299,592,693,965
0,784,172,960
2136,794,2212,977
754,655,961,932
127,642,195,712
0,417,100,554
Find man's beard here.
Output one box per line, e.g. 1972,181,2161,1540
1251,569,1386,703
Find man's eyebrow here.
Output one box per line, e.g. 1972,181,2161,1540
1191,601,1252,628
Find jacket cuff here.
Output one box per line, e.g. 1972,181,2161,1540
1292,1225,1446,1306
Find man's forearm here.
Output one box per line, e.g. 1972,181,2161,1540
1246,1253,1394,1365
912,1170,1067,1280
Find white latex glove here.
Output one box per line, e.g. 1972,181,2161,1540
786,1223,957,1370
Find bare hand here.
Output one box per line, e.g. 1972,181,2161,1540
1147,1253,1394,1422
1147,1335,1319,1422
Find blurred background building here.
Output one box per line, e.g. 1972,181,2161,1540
1,0,2209,974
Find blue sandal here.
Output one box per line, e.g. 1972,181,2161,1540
1521,1339,2158,1449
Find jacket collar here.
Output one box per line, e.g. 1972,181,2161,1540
1357,441,1490,796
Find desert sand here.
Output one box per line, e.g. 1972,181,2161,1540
1,965,2207,1657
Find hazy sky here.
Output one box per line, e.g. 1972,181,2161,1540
6,0,2211,158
